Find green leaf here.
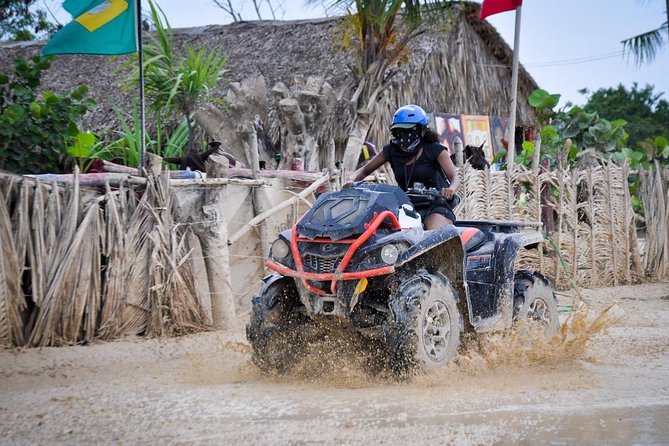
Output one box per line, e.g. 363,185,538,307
529,88,560,110
28,102,41,115
521,140,535,156
655,136,668,148
492,148,506,164
67,132,97,158
661,145,669,159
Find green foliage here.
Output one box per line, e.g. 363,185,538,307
0,56,95,173
0,0,58,41
524,88,631,170
620,1,668,67
583,83,669,148
528,89,561,124
617,136,669,170
515,140,535,166
528,86,669,218
66,132,115,171
122,0,227,154
97,102,189,169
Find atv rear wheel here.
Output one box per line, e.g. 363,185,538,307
384,272,461,376
246,277,305,374
513,270,559,337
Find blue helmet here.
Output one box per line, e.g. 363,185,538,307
391,104,429,130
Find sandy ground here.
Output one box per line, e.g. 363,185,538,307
1,282,669,445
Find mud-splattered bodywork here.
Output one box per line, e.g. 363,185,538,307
260,184,544,335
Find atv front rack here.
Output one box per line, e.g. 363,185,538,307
265,210,402,296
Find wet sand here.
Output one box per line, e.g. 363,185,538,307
1,282,668,445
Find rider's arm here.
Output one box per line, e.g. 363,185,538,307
437,149,460,199
345,151,387,186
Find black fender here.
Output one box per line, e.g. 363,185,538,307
396,225,462,265
492,231,545,329
254,274,293,310
395,227,471,332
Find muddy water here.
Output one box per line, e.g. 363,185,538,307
1,283,669,444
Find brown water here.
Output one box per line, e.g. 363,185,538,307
1,283,668,444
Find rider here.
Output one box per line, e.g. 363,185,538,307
346,104,460,229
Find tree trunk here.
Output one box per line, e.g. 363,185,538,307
341,112,371,173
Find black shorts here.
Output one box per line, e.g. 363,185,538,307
412,195,459,223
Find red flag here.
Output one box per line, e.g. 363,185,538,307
480,0,522,20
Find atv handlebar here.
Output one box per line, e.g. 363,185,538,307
405,184,443,202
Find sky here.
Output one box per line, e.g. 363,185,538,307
48,0,669,107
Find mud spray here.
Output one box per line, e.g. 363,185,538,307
181,302,621,389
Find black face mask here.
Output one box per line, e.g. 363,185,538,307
391,127,422,154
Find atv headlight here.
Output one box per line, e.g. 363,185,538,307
380,244,400,264
270,238,290,260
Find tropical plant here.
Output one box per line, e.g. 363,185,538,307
66,131,117,172
99,102,190,169
312,0,456,170
582,83,669,148
0,56,95,173
124,0,227,160
0,0,59,41
616,136,669,168
522,88,630,170
621,1,669,66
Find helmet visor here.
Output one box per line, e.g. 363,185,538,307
390,122,417,130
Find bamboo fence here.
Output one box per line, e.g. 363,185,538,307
638,163,669,280
1,162,666,347
455,163,647,290
0,171,208,347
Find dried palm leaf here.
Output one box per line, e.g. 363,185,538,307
0,185,25,346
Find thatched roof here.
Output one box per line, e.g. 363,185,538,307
0,2,539,165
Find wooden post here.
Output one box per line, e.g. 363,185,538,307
571,171,578,283
587,168,597,287
507,168,514,220
201,155,236,329
506,5,522,171
622,164,632,284
607,166,619,286
555,170,564,288
535,171,544,275
241,123,271,271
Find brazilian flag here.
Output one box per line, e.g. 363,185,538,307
42,0,137,56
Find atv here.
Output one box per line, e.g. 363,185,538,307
246,183,559,375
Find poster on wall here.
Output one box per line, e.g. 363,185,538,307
461,115,494,162
490,116,509,158
433,113,463,155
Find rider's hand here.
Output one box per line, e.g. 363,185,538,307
343,179,355,188
441,187,455,199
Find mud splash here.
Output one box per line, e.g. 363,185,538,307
180,303,621,389
267,304,619,387
455,304,621,373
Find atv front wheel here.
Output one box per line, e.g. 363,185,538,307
513,270,559,337
246,276,305,374
384,272,461,376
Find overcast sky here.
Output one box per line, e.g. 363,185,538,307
49,0,669,107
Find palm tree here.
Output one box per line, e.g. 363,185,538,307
312,0,455,171
621,0,669,66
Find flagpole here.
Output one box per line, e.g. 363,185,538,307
136,0,147,173
507,4,521,171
